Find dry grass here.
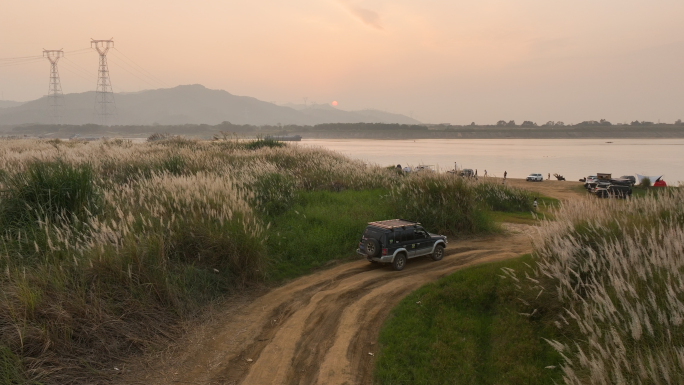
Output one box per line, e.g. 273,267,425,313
0,137,534,383
517,189,684,384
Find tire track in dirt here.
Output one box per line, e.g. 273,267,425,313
121,225,533,385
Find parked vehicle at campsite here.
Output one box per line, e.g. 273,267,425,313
619,175,636,186
594,184,632,198
584,175,599,190
459,169,475,178
414,165,435,172
357,219,447,271
526,173,543,182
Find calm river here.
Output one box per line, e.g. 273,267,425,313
299,138,683,184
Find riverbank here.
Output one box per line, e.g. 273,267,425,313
297,125,684,140
3,123,684,140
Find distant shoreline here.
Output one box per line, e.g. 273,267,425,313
2,124,683,140
295,126,684,140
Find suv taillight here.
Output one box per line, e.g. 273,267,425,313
382,248,387,256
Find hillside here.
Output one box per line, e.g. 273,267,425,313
0,100,24,109
0,85,420,126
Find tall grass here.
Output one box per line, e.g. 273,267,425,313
389,174,531,234
0,161,99,230
519,188,684,384
0,138,534,383
265,189,393,281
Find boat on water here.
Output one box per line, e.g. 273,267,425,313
264,134,302,142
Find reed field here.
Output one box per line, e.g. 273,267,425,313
375,188,684,385
525,188,684,384
0,137,532,383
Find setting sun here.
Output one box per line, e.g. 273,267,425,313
331,101,338,106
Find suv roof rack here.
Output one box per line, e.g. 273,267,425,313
367,219,419,230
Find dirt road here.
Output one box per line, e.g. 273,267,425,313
121,224,536,385
120,180,582,385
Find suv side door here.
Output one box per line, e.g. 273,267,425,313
414,227,433,256
399,229,418,257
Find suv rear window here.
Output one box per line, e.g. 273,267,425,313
363,228,383,240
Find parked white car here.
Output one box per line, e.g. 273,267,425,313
526,173,543,182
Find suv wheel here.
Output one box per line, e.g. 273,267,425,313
392,253,407,271
365,239,381,258
431,245,444,261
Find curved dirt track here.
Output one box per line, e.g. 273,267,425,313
121,224,536,385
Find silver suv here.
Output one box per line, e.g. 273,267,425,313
526,173,543,182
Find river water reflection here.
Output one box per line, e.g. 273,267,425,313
299,138,684,184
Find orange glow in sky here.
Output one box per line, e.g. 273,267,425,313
1,0,683,124
332,101,338,107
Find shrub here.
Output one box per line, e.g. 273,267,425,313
0,161,99,230
147,132,170,141
244,137,284,150
251,172,297,215
389,173,492,234
474,181,533,212
639,176,651,188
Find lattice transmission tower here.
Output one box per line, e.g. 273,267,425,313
43,49,64,123
91,38,117,125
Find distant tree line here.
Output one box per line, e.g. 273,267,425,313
3,119,682,138
470,119,684,128
1,122,430,137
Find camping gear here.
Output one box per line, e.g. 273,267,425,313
636,174,663,185
654,177,667,187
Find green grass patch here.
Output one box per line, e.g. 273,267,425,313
374,255,563,385
0,345,30,385
488,196,558,225
264,189,392,281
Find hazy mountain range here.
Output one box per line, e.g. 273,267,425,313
0,100,24,109
0,85,420,126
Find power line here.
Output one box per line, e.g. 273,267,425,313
107,54,162,89
60,61,95,83
113,47,168,87
0,58,44,68
62,56,96,78
64,48,92,54
0,55,43,62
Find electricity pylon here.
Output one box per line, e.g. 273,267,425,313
91,38,116,126
43,49,64,123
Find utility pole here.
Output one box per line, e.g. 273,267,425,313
43,49,64,124
91,38,116,126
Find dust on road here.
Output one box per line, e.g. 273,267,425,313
120,223,536,385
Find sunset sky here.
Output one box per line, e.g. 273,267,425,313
1,0,683,124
